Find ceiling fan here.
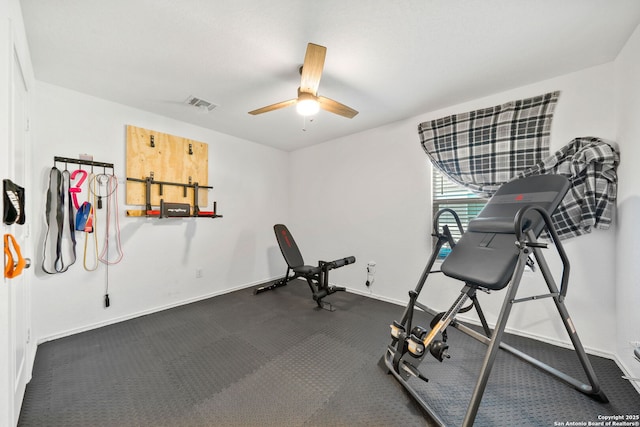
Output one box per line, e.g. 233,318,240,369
248,43,358,119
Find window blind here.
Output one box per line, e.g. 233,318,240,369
433,170,486,256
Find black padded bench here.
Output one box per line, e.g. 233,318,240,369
254,224,355,311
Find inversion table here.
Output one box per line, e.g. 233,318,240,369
383,174,608,426
255,224,355,310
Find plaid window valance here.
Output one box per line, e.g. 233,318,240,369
516,137,619,240
419,91,560,197
418,91,619,240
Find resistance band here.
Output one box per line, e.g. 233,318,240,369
82,172,99,271
42,167,77,274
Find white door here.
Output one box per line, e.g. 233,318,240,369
8,46,32,425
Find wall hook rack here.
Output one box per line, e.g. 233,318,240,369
54,156,114,171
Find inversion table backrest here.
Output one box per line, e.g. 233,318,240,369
274,224,305,269
440,175,570,290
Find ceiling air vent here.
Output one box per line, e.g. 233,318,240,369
185,96,217,112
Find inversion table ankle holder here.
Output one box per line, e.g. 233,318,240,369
254,224,355,310
383,174,608,426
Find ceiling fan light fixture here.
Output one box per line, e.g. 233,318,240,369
296,98,320,116
248,43,358,119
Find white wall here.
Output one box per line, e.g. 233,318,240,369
291,63,619,356
614,22,640,383
31,82,290,341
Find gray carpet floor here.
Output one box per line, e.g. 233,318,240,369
19,280,640,426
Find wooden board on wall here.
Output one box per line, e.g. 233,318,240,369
126,125,209,207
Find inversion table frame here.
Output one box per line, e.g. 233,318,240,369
383,175,608,426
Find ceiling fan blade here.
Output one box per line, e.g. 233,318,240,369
300,43,326,95
248,99,296,115
318,96,359,119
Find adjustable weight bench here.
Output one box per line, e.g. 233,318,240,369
254,224,355,310
383,174,608,426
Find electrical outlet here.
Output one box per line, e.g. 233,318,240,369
366,261,376,287
195,268,203,279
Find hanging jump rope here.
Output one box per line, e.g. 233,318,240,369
95,174,123,265
90,172,122,307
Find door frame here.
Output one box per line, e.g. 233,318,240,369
3,16,34,426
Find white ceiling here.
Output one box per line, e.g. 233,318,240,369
20,0,640,151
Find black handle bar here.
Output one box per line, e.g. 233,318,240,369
434,208,465,237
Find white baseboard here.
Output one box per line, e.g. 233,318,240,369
613,354,640,394
37,277,279,345
347,286,407,306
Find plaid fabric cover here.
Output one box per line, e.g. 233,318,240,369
515,137,619,240
419,91,560,197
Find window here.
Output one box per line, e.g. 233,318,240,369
432,169,487,259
